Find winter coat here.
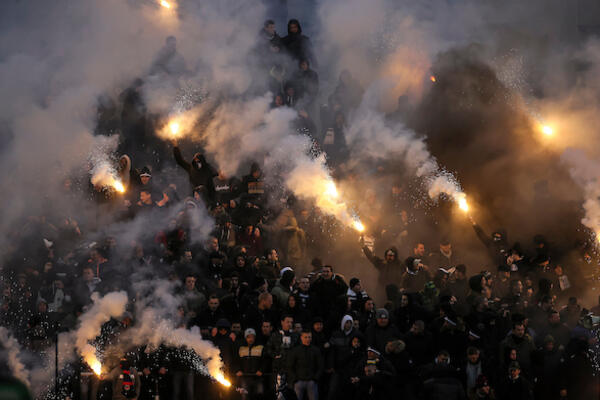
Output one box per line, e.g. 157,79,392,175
173,146,217,200
362,246,403,288
287,344,324,383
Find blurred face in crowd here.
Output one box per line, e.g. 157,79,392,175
274,94,284,106
246,333,255,345
548,312,561,325
140,190,151,204
260,294,273,309
288,295,296,308
281,316,293,331
183,251,193,264
400,295,409,307
231,322,241,334
352,280,362,292
207,237,219,252
510,366,520,379
208,298,220,311
364,299,374,311
261,321,273,336
299,278,310,291
467,350,480,364
509,349,517,360
268,249,278,262
236,256,245,267
300,332,312,346
265,23,275,35
440,243,451,254
351,337,361,349
376,314,389,328
185,276,196,291
321,266,333,280
300,60,308,71
313,321,323,332
82,267,94,282
344,319,353,331
414,243,425,257
513,324,525,338
385,250,396,263
289,23,299,34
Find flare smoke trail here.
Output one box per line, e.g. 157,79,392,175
106,279,226,382
71,291,128,373
561,148,600,241
0,326,30,387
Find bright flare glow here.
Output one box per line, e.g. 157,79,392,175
214,373,232,387
353,220,365,232
85,354,102,376
430,75,436,82
160,0,171,8
325,181,339,199
458,196,469,213
169,122,180,136
541,125,554,136
113,180,125,193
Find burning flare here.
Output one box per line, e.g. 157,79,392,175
430,75,436,83
169,121,180,136
214,373,232,387
160,0,171,8
81,344,103,376
91,163,126,193
541,125,554,136
457,194,469,213
353,220,365,232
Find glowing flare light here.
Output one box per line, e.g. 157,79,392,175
353,220,365,232
541,125,554,136
214,373,232,387
169,121,180,136
430,75,436,83
160,0,171,8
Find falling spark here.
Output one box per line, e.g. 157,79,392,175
430,75,436,83
214,373,232,387
160,0,171,8
541,125,554,136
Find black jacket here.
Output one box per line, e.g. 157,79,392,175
287,344,324,383
173,146,217,201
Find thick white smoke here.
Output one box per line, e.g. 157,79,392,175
0,326,30,387
562,148,600,241
68,291,128,373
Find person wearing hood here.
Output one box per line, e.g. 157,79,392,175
362,243,403,290
172,140,218,204
470,217,509,266
272,269,296,308
281,19,316,68
292,59,319,109
117,154,133,190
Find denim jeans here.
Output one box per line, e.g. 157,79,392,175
294,380,318,400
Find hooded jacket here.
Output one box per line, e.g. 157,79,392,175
281,19,316,67
173,146,218,201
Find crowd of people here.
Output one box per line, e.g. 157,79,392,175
0,12,599,400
